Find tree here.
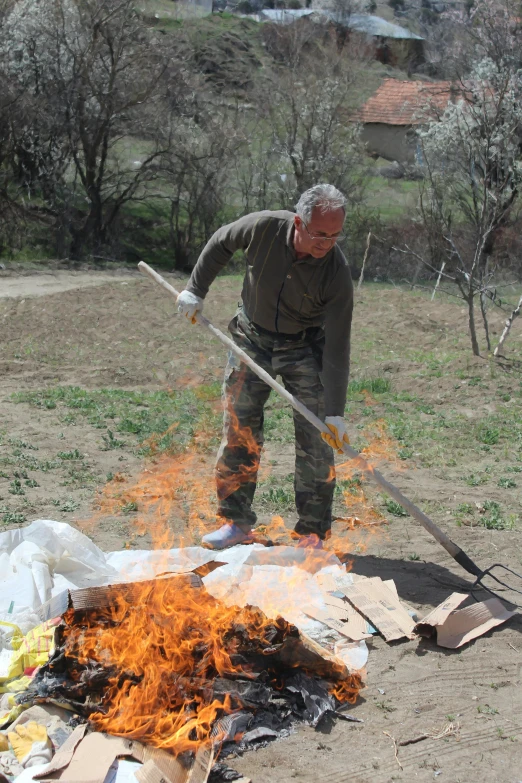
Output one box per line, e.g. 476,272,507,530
413,59,522,355
424,0,522,79
0,0,179,258
158,106,244,270
256,29,369,208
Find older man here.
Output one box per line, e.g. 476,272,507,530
177,183,353,549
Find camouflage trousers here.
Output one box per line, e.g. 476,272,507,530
215,309,335,538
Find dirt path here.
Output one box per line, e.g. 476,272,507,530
0,270,135,298
1,269,521,783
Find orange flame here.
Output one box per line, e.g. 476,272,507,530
361,418,404,468
64,579,291,753
64,578,361,753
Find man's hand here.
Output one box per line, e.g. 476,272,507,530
177,290,203,324
322,416,350,453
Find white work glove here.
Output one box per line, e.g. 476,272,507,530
177,290,203,324
322,416,350,453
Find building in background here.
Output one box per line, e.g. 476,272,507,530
256,9,424,69
355,78,457,164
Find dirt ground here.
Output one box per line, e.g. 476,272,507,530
1,269,521,783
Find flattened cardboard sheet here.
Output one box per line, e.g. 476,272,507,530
341,578,416,641
416,596,516,648
186,747,214,783
414,593,468,637
136,759,187,783
34,731,204,783
33,723,88,778
314,573,339,594
303,598,371,640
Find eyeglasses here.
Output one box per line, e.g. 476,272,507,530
302,222,345,243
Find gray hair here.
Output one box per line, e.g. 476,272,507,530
295,184,346,223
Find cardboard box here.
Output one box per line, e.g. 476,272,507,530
37,573,203,622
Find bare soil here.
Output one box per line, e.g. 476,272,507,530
1,270,521,783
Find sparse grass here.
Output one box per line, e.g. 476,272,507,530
259,486,295,512
57,448,85,461
456,502,474,515
375,700,397,713
477,424,501,445
465,473,488,487
335,477,362,496
383,497,408,517
1,511,27,525
498,477,517,488
477,704,499,715
478,501,516,531
51,497,80,513
348,377,391,396
8,479,25,496
102,430,126,450
264,406,294,443
121,500,139,513
12,385,221,456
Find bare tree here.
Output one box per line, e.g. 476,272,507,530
256,29,370,208
0,0,182,258
410,59,522,356
159,106,244,270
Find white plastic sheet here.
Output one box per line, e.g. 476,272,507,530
0,521,367,671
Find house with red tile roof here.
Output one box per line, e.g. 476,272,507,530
356,79,461,164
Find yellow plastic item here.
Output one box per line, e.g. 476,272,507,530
0,619,58,693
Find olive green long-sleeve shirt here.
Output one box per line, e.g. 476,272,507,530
186,210,353,416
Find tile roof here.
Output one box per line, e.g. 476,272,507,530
356,79,456,126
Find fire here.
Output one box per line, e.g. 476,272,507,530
97,451,218,546
62,577,361,754
64,578,290,753
361,418,404,468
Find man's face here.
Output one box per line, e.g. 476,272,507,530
293,206,345,259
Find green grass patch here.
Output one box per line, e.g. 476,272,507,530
335,477,362,496
479,500,516,531
264,406,294,443
12,385,222,456
383,497,408,517
348,377,391,396
2,511,27,525
498,476,517,488
258,486,295,512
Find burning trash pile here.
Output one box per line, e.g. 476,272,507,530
21,574,361,750
0,520,516,783
0,521,367,783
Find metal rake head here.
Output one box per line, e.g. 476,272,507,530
472,563,522,609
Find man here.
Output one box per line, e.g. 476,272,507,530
177,183,353,549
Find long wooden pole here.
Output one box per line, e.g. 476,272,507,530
138,261,482,578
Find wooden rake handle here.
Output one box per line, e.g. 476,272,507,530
138,261,482,578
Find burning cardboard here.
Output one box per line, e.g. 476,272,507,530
414,593,517,648
19,572,362,766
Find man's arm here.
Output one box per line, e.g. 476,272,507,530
322,262,354,417
186,212,265,299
